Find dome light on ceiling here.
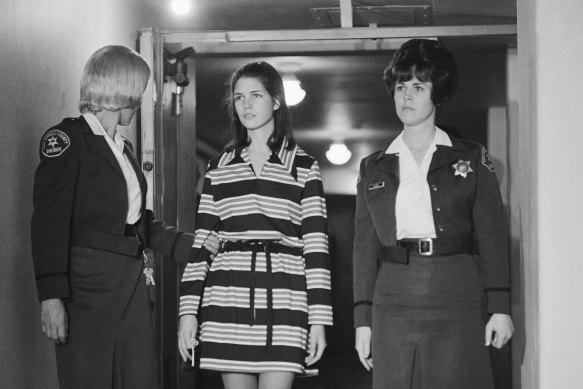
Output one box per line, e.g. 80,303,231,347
326,142,352,165
171,0,191,16
283,76,306,106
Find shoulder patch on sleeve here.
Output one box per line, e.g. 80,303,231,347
481,146,495,172
41,129,71,158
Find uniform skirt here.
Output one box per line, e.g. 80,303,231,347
372,253,494,389
198,241,309,374
55,246,159,389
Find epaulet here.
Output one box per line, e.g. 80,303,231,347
365,150,384,163
454,137,480,150
61,117,78,124
451,138,495,172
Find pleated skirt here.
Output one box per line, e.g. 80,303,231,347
372,253,494,389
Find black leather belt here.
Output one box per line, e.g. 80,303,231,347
398,234,473,256
221,241,302,256
124,221,144,255
220,241,302,350
124,221,141,237
381,234,474,264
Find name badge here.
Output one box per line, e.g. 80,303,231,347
368,181,385,190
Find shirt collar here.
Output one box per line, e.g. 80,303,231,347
220,137,298,180
386,126,452,154
82,112,126,149
223,137,292,167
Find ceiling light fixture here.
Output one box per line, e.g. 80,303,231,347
283,76,306,106
326,142,352,165
171,0,191,16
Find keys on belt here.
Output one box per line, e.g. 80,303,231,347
124,222,155,285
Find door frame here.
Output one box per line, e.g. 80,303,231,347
138,24,519,388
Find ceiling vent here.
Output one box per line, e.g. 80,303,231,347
311,4,434,27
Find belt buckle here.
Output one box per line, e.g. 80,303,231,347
418,238,434,256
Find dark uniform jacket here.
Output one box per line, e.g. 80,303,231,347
31,116,194,301
353,136,510,328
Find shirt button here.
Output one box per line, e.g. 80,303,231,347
435,206,441,212
431,184,438,191
438,225,444,232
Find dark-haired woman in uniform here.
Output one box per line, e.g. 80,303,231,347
31,45,218,388
352,39,514,388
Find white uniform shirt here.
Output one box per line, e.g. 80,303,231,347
386,127,452,239
82,113,142,224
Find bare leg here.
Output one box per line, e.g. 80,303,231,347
258,372,295,389
222,372,258,389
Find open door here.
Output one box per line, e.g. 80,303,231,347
139,29,201,388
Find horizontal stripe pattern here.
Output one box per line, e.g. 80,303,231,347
303,232,328,253
179,295,201,316
308,304,334,325
200,358,304,374
216,194,302,224
211,252,305,275
181,261,209,281
200,322,308,348
201,286,308,312
180,139,331,373
301,196,328,218
306,268,332,290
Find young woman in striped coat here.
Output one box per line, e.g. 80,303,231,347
178,61,333,389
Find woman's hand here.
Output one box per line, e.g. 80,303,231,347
178,314,199,362
485,313,514,349
305,324,327,366
41,298,68,344
203,232,220,258
355,326,373,371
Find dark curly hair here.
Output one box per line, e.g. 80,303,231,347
383,39,458,106
224,61,295,153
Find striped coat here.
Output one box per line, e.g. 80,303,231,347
180,139,333,373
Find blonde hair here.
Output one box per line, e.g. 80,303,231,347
78,45,151,113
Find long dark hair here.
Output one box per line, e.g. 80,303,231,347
224,61,295,153
383,39,458,106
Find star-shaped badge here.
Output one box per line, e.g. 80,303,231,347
452,160,473,178
47,136,58,148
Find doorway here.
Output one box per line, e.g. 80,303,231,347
138,25,518,388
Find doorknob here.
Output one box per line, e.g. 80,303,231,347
142,161,154,171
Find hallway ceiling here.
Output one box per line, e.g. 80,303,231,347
145,1,516,183
150,0,516,31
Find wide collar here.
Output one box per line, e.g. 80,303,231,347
375,129,468,177
220,137,298,180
